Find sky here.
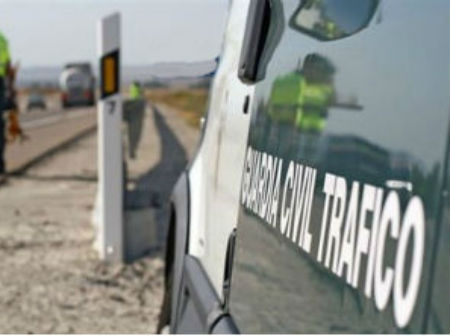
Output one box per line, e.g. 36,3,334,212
0,0,229,67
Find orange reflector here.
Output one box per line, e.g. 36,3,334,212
101,50,119,98
103,57,115,94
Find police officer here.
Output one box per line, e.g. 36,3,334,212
267,54,335,163
0,30,12,181
294,54,335,132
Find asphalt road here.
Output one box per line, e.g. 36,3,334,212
17,93,94,128
6,94,97,173
20,107,93,129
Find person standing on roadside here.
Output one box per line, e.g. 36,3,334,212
126,81,145,159
0,30,12,182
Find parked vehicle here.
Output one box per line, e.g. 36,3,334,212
60,62,95,108
159,0,450,333
26,92,46,111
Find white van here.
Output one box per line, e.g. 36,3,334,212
159,0,450,333
60,63,96,108
157,0,253,332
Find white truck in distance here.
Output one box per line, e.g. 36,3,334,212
60,63,95,108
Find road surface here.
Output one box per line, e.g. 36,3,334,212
6,93,97,173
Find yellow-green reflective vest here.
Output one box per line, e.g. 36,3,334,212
295,79,333,132
0,32,10,78
129,83,142,100
268,72,303,123
268,72,333,132
325,21,338,39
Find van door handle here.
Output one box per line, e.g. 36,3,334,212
243,95,250,114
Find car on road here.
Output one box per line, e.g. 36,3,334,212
60,62,96,108
159,0,450,333
26,92,46,111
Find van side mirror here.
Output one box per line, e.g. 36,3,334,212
238,0,272,84
289,0,379,41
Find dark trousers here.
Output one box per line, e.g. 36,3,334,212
0,78,5,174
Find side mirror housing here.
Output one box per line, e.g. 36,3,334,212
289,0,379,41
238,0,271,84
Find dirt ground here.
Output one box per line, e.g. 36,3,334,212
0,104,200,333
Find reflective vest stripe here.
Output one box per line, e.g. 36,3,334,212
129,84,142,100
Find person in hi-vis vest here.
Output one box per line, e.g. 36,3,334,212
126,81,145,159
267,54,335,163
0,30,12,181
129,81,143,100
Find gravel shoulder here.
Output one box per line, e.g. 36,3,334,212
0,103,199,333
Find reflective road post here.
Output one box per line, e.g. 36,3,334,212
96,12,123,262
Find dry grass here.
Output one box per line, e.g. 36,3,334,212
145,88,209,128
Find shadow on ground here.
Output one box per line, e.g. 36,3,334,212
125,105,189,257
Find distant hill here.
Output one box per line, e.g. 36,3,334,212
125,59,218,80
17,59,218,88
17,66,61,88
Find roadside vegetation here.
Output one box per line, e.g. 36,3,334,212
145,88,209,128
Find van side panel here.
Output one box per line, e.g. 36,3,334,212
188,0,253,295
172,0,253,331
229,0,450,333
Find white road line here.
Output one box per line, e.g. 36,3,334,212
22,108,94,129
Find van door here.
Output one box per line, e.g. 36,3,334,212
229,0,450,333
426,125,450,333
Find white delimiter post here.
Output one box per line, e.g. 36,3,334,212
96,12,123,262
